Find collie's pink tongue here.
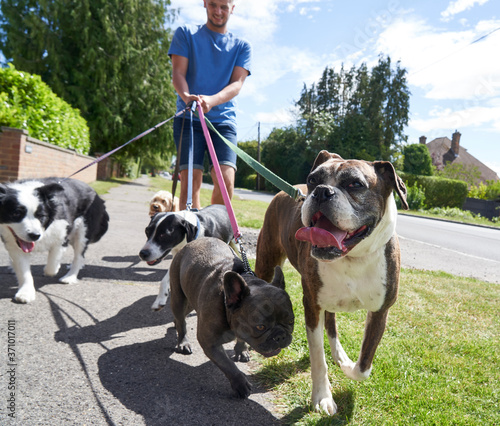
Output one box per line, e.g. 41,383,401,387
9,227,36,253
295,215,347,250
19,239,35,253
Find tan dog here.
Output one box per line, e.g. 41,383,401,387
255,150,408,415
149,190,180,216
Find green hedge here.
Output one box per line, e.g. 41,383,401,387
0,64,90,154
399,172,468,209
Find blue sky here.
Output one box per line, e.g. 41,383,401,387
169,0,500,176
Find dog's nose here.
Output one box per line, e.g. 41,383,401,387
139,249,150,260
312,185,335,202
272,331,288,346
28,233,41,241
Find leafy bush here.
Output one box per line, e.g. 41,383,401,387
436,162,481,186
427,206,479,221
0,64,90,154
396,181,425,210
403,143,434,176
241,173,258,190
469,180,500,201
235,140,259,190
399,172,468,208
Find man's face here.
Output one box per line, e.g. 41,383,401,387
204,0,234,30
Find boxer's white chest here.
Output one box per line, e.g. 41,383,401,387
316,252,387,313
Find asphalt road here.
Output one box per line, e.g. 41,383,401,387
397,214,500,284
1,176,498,425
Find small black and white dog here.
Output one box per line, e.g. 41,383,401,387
0,178,109,303
139,204,235,311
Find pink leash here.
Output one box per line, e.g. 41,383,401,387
197,105,242,242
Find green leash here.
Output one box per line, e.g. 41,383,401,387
200,115,305,201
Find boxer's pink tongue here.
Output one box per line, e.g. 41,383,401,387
295,215,348,249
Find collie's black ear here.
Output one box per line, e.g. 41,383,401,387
37,183,65,203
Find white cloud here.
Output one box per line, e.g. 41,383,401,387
376,18,500,100
410,101,500,134
441,0,490,22
254,106,297,125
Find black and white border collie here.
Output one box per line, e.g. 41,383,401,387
139,204,235,311
0,178,109,303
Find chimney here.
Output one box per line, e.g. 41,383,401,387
419,136,427,144
451,130,461,156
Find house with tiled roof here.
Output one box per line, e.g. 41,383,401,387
420,131,499,183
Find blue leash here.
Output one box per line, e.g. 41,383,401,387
186,101,196,211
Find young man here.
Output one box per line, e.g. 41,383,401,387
169,0,252,210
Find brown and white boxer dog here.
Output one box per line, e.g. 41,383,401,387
255,150,408,415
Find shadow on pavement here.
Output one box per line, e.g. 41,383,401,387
48,293,280,425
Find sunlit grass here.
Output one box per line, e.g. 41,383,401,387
250,263,499,425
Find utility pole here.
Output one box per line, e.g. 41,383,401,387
257,122,261,190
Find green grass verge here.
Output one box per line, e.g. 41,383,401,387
401,209,500,229
90,177,132,196
250,262,499,425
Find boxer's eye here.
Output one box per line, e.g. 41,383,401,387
255,325,266,331
348,180,364,189
307,176,317,185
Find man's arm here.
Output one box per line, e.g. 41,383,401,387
171,54,201,106
199,66,249,113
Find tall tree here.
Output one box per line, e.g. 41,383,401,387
0,0,177,160
296,56,410,161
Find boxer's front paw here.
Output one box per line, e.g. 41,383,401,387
340,360,372,381
312,385,337,415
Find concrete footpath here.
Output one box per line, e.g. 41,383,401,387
0,176,284,425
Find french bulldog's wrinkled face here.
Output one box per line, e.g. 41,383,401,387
296,151,407,262
224,268,294,357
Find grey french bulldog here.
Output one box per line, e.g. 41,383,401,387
169,237,295,398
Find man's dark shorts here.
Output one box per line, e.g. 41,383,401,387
173,117,237,171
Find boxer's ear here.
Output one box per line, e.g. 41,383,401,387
374,162,409,210
311,150,343,172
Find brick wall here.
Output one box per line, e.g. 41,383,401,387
0,127,97,183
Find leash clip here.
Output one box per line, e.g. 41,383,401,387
295,188,306,201
189,100,198,113
237,240,255,276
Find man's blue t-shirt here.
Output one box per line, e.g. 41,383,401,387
168,24,252,125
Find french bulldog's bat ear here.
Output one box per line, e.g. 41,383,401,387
223,271,250,311
374,161,409,210
271,266,285,290
310,150,343,173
